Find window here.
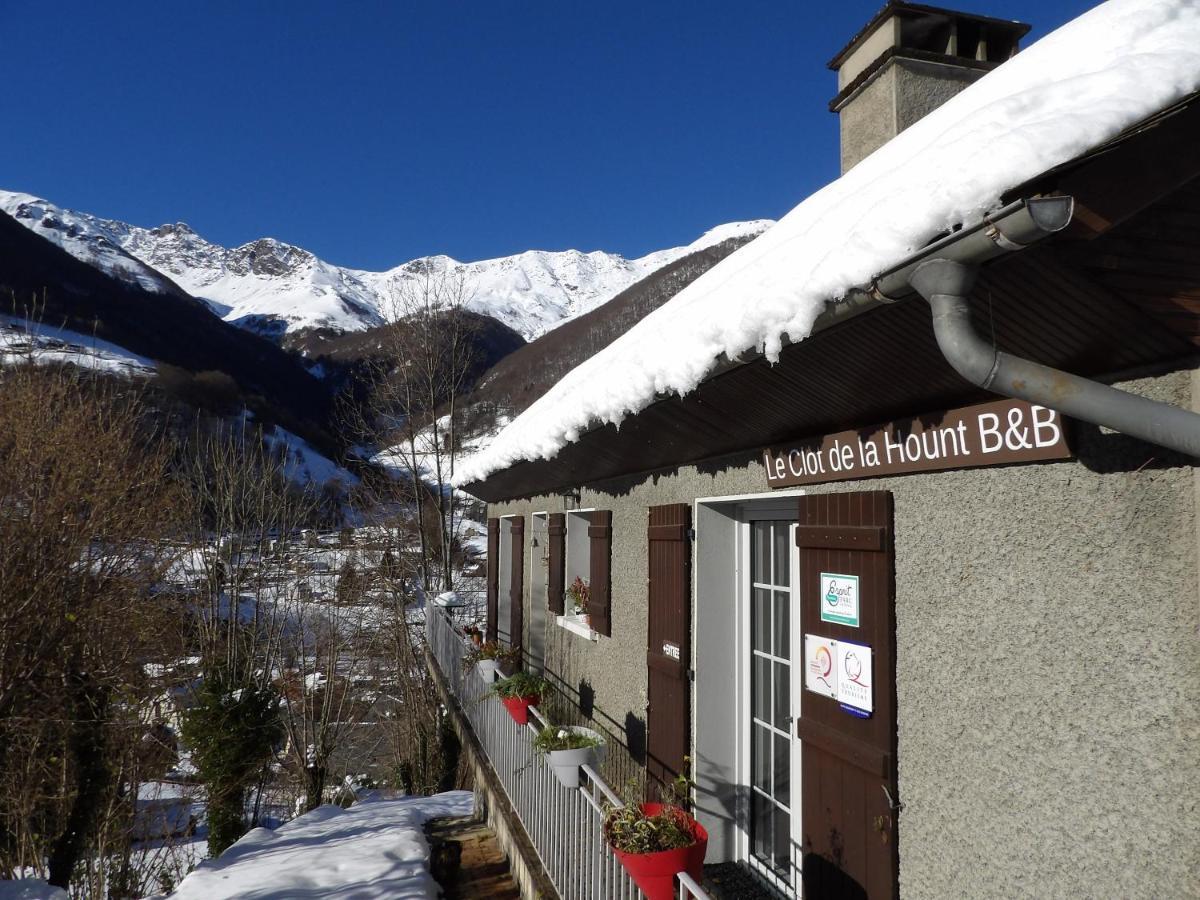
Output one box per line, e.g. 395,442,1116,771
558,509,597,639
496,516,518,646
527,513,549,671
748,520,794,885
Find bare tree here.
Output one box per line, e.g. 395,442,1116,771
0,361,182,893
276,565,385,813
176,422,314,853
180,422,397,834
361,266,479,595
376,551,465,796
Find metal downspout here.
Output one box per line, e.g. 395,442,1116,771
909,258,1200,457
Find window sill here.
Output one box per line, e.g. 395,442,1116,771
556,614,598,641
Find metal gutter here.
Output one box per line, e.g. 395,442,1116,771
711,195,1074,378
910,258,1200,457
835,195,1075,319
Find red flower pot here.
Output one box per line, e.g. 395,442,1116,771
499,694,539,725
609,804,708,900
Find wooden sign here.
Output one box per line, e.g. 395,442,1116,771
763,399,1071,489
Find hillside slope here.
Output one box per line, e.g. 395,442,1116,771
0,209,335,444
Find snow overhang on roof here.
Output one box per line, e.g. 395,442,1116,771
459,0,1200,496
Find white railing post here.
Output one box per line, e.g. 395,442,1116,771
425,604,713,900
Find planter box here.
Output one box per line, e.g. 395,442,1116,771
499,693,539,725
545,726,606,789
609,804,708,900
474,659,500,682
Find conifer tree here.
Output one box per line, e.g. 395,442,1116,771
182,670,283,857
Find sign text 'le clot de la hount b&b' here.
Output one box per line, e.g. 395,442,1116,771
763,398,1071,488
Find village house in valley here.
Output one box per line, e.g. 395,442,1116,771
428,3,1200,897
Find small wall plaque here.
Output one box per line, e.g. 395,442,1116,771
820,572,860,627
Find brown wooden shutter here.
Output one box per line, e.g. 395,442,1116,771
587,510,613,636
509,517,525,652
796,491,898,900
646,503,691,790
485,517,499,643
547,513,566,615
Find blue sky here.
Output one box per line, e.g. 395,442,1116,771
0,1,1096,269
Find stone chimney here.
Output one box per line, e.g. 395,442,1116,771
829,2,1030,173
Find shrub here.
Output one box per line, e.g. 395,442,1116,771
461,640,520,672
181,671,283,856
603,803,696,855
486,672,548,700
532,725,602,755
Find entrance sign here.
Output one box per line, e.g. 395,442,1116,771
820,573,859,627
804,634,838,699
805,634,874,714
835,640,873,714
763,398,1070,489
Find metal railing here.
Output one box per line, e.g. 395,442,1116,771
426,604,712,900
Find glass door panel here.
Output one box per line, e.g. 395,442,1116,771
748,520,794,888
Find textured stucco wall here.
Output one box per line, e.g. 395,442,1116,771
486,369,1200,896
893,59,981,133
839,65,897,174
838,58,983,173
881,370,1199,897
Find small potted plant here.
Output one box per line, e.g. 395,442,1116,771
603,765,707,900
487,671,548,725
566,576,590,626
533,725,606,789
462,640,518,682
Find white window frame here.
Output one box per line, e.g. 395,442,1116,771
495,514,521,647
528,512,550,671
556,507,598,640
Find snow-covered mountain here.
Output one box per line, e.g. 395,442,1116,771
0,192,191,299
0,189,771,342
356,219,771,340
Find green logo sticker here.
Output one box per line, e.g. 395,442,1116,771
819,573,860,627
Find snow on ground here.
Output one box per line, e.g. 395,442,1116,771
0,314,155,375
159,791,473,900
457,0,1200,485
0,882,66,900
369,412,480,492
263,426,359,487
133,781,204,842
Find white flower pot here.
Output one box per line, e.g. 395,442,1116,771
546,726,606,789
475,659,500,682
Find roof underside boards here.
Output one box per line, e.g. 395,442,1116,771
466,171,1200,503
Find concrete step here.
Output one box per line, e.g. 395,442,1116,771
427,815,523,900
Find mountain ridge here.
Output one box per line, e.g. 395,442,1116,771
0,189,772,344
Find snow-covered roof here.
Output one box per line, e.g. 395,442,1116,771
458,0,1200,488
